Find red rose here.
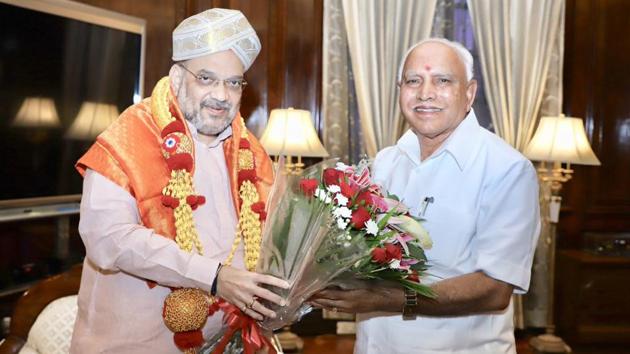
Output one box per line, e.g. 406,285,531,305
371,247,388,264
355,190,373,207
350,206,371,229
299,178,319,197
323,168,344,186
385,243,403,261
339,181,358,198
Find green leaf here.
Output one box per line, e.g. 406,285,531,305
401,279,436,299
377,208,398,229
407,243,427,261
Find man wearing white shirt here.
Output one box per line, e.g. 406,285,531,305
311,38,540,353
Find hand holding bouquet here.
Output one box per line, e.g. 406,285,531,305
202,159,435,353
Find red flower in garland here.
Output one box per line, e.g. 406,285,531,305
299,178,319,197
323,168,345,186
350,206,371,229
173,330,204,350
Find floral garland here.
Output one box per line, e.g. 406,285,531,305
151,77,267,353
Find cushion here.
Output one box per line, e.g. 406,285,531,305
19,295,78,354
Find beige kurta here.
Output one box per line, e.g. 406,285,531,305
70,124,243,354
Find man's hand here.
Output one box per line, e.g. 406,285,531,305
309,287,404,314
310,271,514,316
216,266,290,321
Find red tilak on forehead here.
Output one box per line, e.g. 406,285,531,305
424,65,432,71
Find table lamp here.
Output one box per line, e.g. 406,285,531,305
260,107,328,174
12,97,60,128
524,114,600,353
66,102,119,140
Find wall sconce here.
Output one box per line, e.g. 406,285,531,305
66,102,119,140
259,108,328,174
524,114,601,353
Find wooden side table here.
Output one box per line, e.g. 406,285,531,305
556,250,630,347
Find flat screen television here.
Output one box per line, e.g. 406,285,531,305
0,0,145,219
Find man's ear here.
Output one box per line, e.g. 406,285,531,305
466,79,478,111
169,64,184,93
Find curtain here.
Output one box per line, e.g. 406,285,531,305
523,3,566,328
468,0,566,329
341,0,437,157
467,0,565,152
322,0,359,163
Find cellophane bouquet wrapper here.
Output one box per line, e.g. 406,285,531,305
255,159,371,331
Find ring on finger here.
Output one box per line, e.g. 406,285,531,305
247,297,256,309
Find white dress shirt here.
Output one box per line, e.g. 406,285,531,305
355,110,540,354
70,124,244,354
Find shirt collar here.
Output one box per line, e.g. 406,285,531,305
396,109,483,171
185,120,233,148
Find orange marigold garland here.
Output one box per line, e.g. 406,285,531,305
151,77,270,353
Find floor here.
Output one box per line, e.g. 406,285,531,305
299,332,630,354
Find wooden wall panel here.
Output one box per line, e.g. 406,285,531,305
560,0,630,248
73,0,324,137
186,0,323,137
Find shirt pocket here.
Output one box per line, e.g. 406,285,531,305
422,200,476,271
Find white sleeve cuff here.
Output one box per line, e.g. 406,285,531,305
475,251,531,294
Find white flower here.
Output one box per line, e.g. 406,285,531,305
333,206,352,218
315,188,332,204
365,219,379,236
335,193,348,206
315,187,326,198
335,162,351,171
327,184,341,194
389,259,401,269
343,241,351,248
336,218,349,230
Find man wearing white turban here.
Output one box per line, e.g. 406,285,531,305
70,9,287,353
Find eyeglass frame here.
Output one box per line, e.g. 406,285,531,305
177,63,248,92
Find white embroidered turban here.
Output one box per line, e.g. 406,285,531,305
172,8,261,70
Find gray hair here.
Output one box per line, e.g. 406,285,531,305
397,38,474,82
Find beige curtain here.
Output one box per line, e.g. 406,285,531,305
467,0,565,152
523,3,566,329
322,0,351,162
468,0,566,329
341,0,437,157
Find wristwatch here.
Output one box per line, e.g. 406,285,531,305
402,288,418,320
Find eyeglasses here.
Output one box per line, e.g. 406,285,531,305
178,64,248,92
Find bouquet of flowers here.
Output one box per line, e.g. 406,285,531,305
254,159,372,330
256,159,434,331
202,159,435,353
201,159,369,353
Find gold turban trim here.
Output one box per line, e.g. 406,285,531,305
172,8,261,70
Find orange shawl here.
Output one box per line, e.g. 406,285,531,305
76,82,273,241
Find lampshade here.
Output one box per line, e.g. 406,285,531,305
66,102,119,140
524,114,600,165
260,108,329,157
12,97,60,128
